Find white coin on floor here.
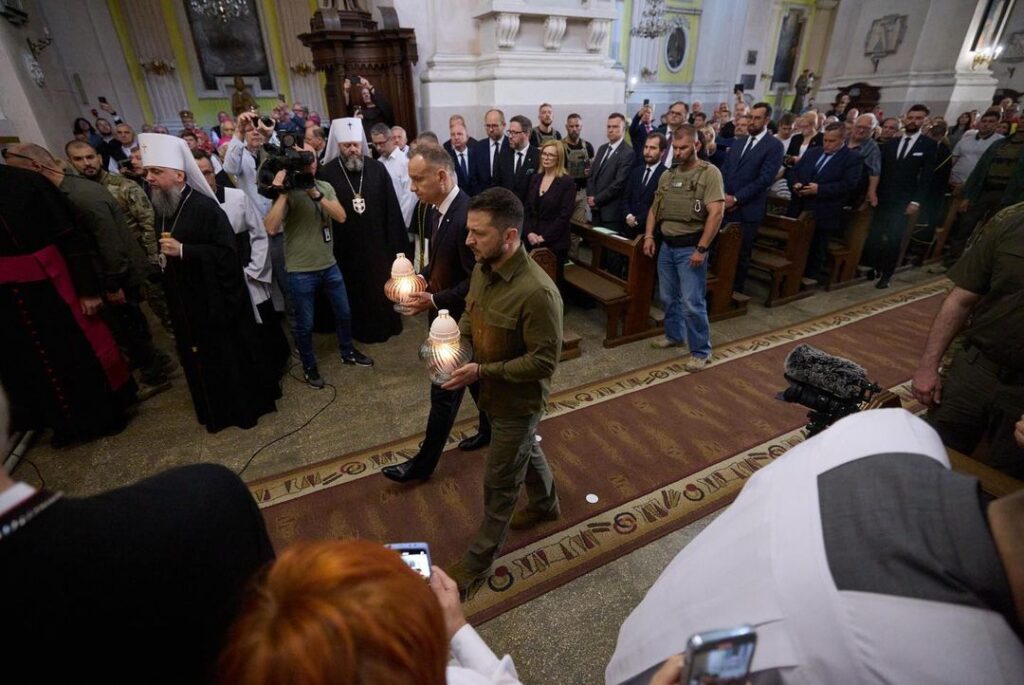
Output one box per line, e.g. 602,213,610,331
586,493,599,504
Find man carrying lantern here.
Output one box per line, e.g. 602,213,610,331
382,143,489,483
441,186,564,596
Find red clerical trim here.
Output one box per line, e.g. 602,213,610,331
0,245,130,389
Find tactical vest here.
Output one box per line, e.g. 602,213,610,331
565,140,590,180
657,161,711,237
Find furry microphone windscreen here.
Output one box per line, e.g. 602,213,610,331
783,344,870,400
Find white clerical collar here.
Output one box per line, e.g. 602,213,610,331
0,482,36,517
435,182,460,219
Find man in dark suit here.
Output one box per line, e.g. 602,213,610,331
493,114,539,203
786,123,863,284
446,119,480,196
0,382,275,685
587,112,636,233
470,108,510,192
720,101,786,292
862,104,937,288
443,114,477,157
383,144,490,482
625,131,668,239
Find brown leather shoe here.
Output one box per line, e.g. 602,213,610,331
445,559,490,596
509,502,561,530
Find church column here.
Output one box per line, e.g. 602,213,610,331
119,0,189,129
275,0,326,116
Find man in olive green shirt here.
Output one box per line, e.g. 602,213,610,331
442,187,564,593
912,202,1024,478
644,124,725,371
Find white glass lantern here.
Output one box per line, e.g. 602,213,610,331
419,309,473,385
384,253,426,312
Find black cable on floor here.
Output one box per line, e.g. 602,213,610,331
235,362,339,478
19,458,46,490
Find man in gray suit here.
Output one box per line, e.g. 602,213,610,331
587,113,636,234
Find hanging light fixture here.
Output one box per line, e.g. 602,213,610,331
188,0,251,23
630,0,670,39
384,253,426,313
419,310,473,385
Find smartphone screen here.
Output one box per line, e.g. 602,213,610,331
386,542,432,579
685,627,756,685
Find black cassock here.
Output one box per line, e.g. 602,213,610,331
318,157,410,343
0,165,135,442
157,185,279,432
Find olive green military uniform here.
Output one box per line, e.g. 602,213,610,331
96,170,173,335
458,245,563,574
927,202,1024,478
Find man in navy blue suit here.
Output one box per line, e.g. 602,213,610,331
786,123,862,284
720,102,786,293
470,109,509,193
446,119,479,196
625,132,668,239
862,104,937,288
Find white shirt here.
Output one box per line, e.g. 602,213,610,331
446,624,523,684
380,148,416,226
436,180,460,220
606,409,1024,685
740,127,769,156
0,483,36,517
223,137,272,217
896,130,922,159
951,131,1004,184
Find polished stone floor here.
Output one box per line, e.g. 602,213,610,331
11,267,939,684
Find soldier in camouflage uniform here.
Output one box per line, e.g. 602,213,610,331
65,140,175,338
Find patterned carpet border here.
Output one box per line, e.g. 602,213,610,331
462,380,924,621
249,279,948,508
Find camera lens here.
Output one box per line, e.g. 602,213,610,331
260,116,274,129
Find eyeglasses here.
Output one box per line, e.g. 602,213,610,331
509,129,525,136
540,152,558,158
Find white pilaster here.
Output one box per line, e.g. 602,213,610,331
276,0,326,116
121,0,188,129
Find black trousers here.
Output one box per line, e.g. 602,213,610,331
862,203,909,279
804,215,840,283
733,220,760,293
406,381,490,476
101,287,159,379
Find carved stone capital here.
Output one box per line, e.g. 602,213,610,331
544,15,568,51
495,12,521,49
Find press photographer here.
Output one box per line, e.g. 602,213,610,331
263,140,373,389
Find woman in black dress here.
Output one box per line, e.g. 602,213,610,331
523,140,576,285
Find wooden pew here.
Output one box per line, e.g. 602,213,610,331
707,223,748,321
926,189,961,264
826,204,874,289
749,212,815,306
564,222,656,347
529,247,582,360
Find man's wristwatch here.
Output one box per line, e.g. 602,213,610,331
696,245,708,254
311,192,324,203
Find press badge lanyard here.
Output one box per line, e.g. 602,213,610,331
312,194,331,243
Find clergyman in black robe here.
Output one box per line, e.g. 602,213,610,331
0,164,135,443
318,142,410,343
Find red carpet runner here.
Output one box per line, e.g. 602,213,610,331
250,281,947,622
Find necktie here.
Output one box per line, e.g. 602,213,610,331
492,141,499,175
814,153,830,173
740,135,755,159
642,167,652,187
458,152,468,179
515,151,523,175
898,136,911,160
430,207,442,243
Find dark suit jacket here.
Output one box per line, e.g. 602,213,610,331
471,135,510,192
785,145,862,227
447,145,480,196
877,134,938,207
419,189,475,320
444,136,477,159
721,132,785,223
523,173,576,251
625,163,666,236
493,144,539,202
587,140,636,225
785,132,824,158
0,464,274,685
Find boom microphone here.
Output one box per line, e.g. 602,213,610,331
783,344,873,401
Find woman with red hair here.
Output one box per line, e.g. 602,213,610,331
219,539,522,684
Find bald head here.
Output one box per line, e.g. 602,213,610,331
4,143,64,185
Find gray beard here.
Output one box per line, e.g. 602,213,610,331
152,185,184,217
342,154,364,173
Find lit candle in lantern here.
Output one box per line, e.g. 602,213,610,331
419,309,472,385
384,253,426,313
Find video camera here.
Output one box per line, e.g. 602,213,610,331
257,130,316,200
778,344,882,436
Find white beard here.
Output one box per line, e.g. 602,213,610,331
152,184,184,217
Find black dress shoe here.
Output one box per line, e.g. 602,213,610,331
458,433,491,451
381,461,431,483
875,276,891,289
